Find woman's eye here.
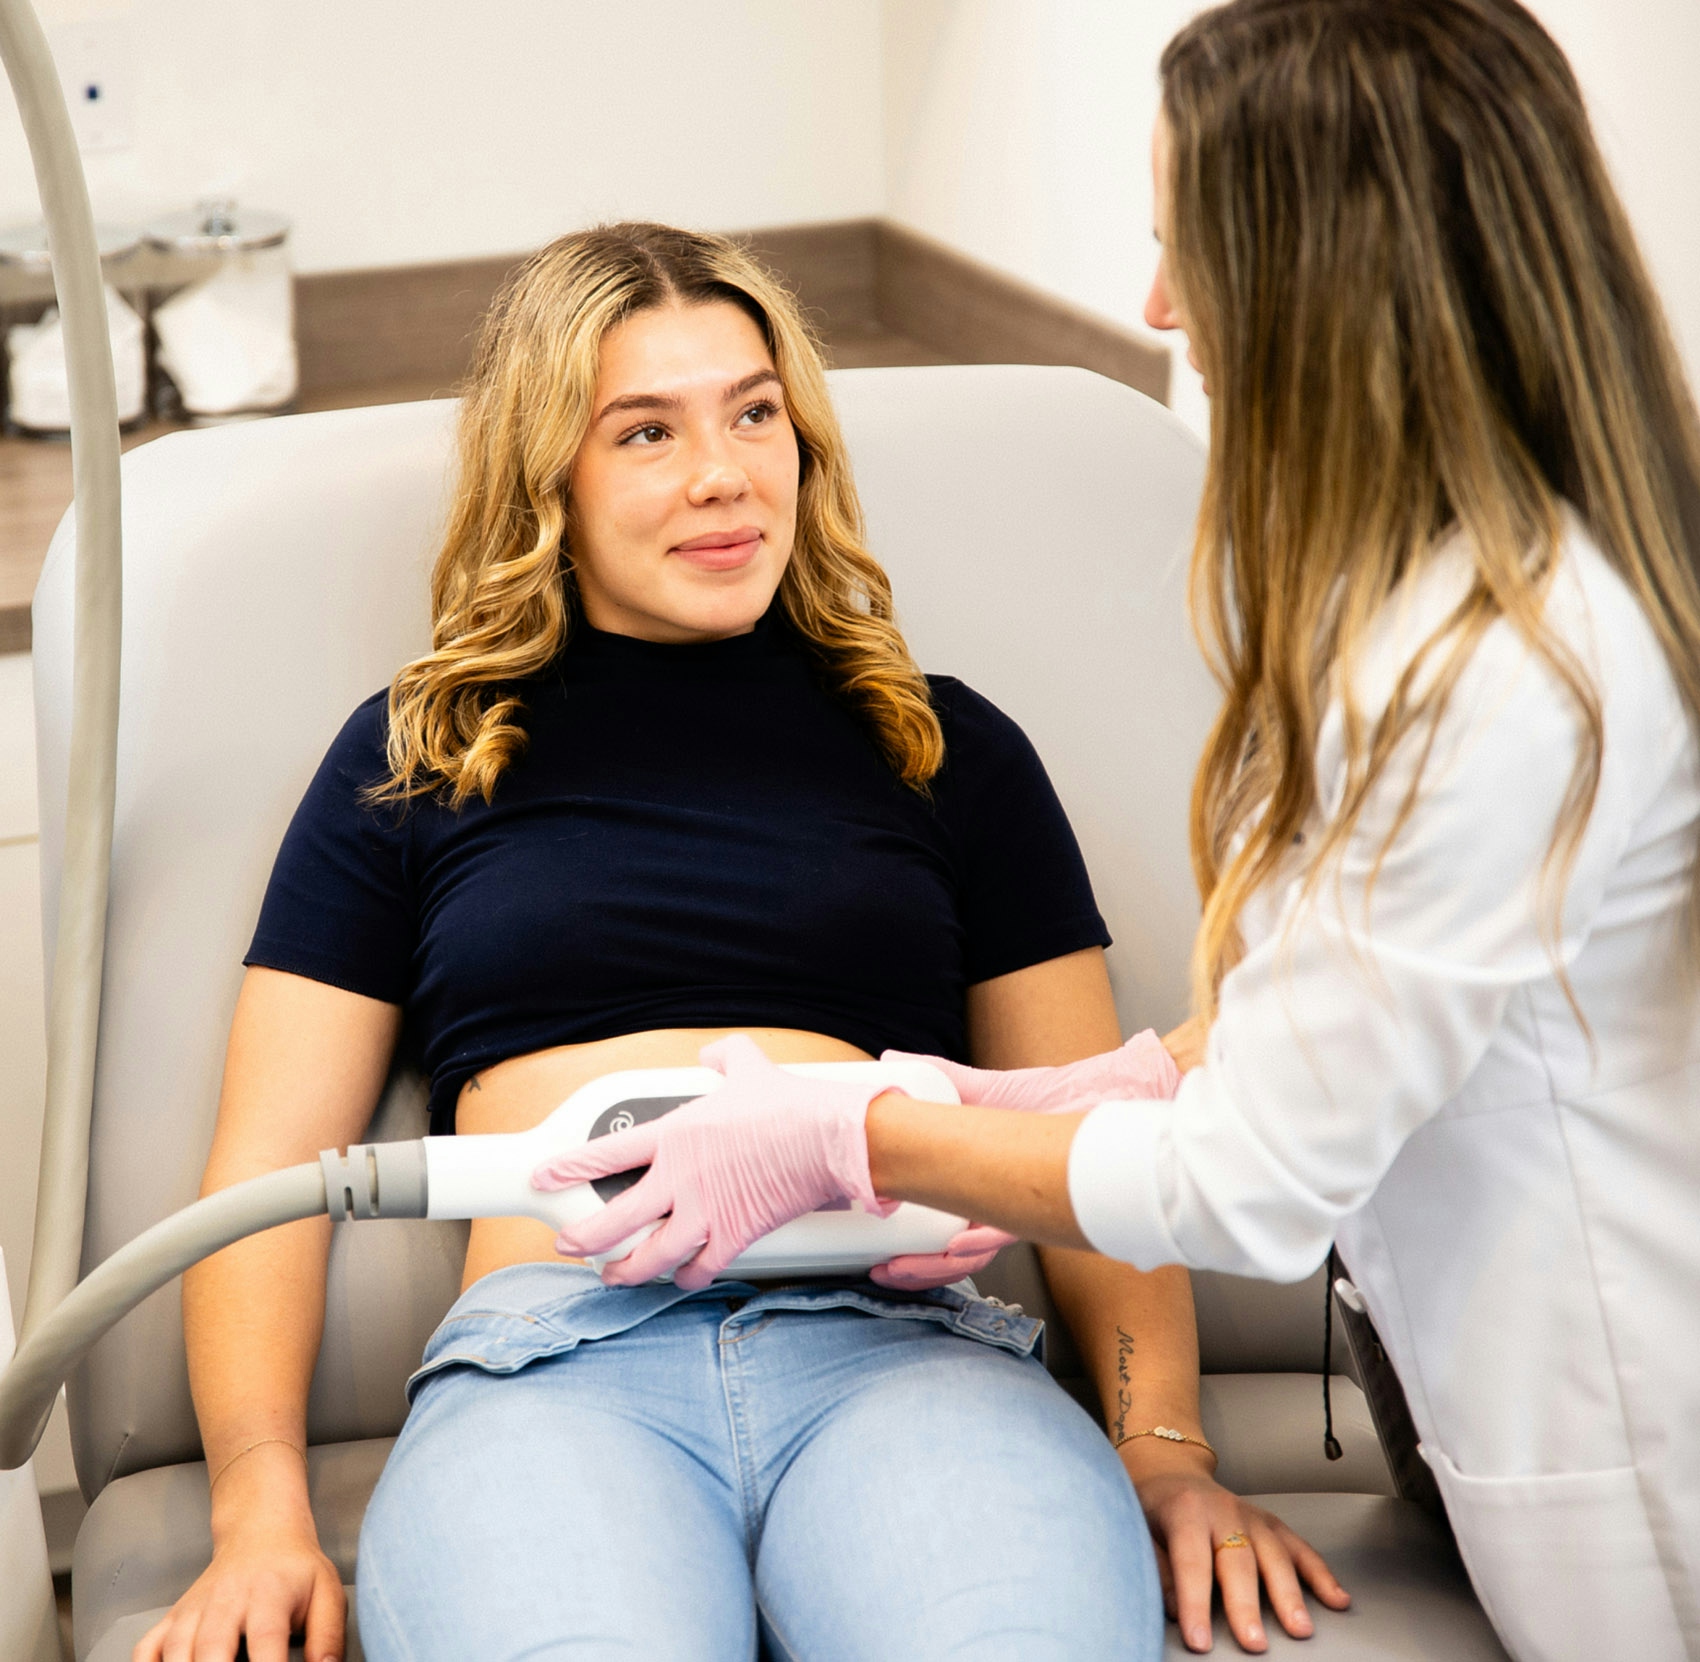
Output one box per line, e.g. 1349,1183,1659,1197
619,423,669,446
737,399,781,428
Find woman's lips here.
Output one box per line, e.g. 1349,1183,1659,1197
670,528,762,572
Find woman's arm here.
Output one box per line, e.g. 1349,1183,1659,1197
863,1012,1210,1243
135,968,401,1662
1045,1241,1348,1651
967,952,1346,1654
964,954,1205,1449
865,1095,1087,1242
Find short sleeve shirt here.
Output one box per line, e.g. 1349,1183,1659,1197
247,611,1110,1132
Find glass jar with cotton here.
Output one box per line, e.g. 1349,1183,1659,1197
143,199,297,421
0,220,146,434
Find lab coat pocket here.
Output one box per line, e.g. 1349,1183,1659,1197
1424,1446,1682,1662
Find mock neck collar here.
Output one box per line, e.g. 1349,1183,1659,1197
560,602,802,682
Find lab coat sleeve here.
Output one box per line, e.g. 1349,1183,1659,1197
1070,594,1657,1281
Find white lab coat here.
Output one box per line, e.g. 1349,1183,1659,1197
1070,512,1700,1662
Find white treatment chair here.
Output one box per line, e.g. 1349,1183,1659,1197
33,364,1508,1660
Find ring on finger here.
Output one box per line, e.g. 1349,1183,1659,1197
1214,1532,1251,1551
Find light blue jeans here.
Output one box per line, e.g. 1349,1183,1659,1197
357,1263,1161,1661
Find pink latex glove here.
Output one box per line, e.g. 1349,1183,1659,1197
533,1034,898,1291
868,1224,1016,1291
869,1030,1182,1289
882,1027,1182,1117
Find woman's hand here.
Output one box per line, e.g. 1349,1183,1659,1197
1123,1442,1350,1653
1160,1016,1209,1073
132,1473,344,1662
882,1027,1182,1116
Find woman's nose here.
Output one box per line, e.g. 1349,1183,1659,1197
1144,254,1180,333
686,454,750,506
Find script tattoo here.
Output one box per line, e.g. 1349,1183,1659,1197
1113,1326,1135,1443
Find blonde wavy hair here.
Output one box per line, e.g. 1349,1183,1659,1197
1161,0,1700,1018
381,222,943,806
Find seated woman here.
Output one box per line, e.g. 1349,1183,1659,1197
138,223,1339,1662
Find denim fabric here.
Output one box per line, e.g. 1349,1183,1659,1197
358,1263,1161,1661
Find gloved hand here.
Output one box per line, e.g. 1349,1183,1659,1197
868,1224,1016,1291
533,1034,897,1291
881,1027,1182,1117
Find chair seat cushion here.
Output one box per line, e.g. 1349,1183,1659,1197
1202,1371,1395,1498
84,1598,362,1662
75,1446,1503,1661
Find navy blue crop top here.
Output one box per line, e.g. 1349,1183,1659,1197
246,610,1110,1133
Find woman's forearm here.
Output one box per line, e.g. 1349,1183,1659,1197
1039,1248,1206,1449
183,969,403,1541
184,1216,333,1537
865,1093,1089,1247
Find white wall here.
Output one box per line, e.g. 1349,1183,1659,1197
8,0,1688,409
1528,0,1700,378
882,0,1205,432
0,0,885,272
883,0,1700,443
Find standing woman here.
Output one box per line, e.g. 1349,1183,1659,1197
547,3,1700,1658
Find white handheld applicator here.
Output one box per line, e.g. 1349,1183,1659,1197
423,1058,966,1278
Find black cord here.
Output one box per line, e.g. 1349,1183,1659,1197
1322,1245,1343,1460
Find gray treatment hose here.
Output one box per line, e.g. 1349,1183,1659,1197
0,1168,326,1471
0,0,125,1335
0,1142,428,1471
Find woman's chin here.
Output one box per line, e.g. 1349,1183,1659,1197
663,576,783,640
581,560,786,644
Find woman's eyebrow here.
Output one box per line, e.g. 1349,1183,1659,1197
595,369,782,426
595,389,683,423
724,369,782,402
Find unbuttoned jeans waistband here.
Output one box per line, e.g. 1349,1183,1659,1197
406,1261,1045,1401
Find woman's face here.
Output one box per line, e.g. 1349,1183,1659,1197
567,299,800,643
1143,117,1209,396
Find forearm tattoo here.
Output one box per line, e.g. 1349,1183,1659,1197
1113,1326,1135,1443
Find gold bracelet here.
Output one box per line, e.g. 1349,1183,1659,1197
1114,1425,1218,1464
208,1437,307,1493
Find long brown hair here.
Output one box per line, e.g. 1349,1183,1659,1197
1160,0,1700,1016
382,222,943,806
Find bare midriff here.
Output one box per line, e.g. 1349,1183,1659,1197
454,1026,872,1290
